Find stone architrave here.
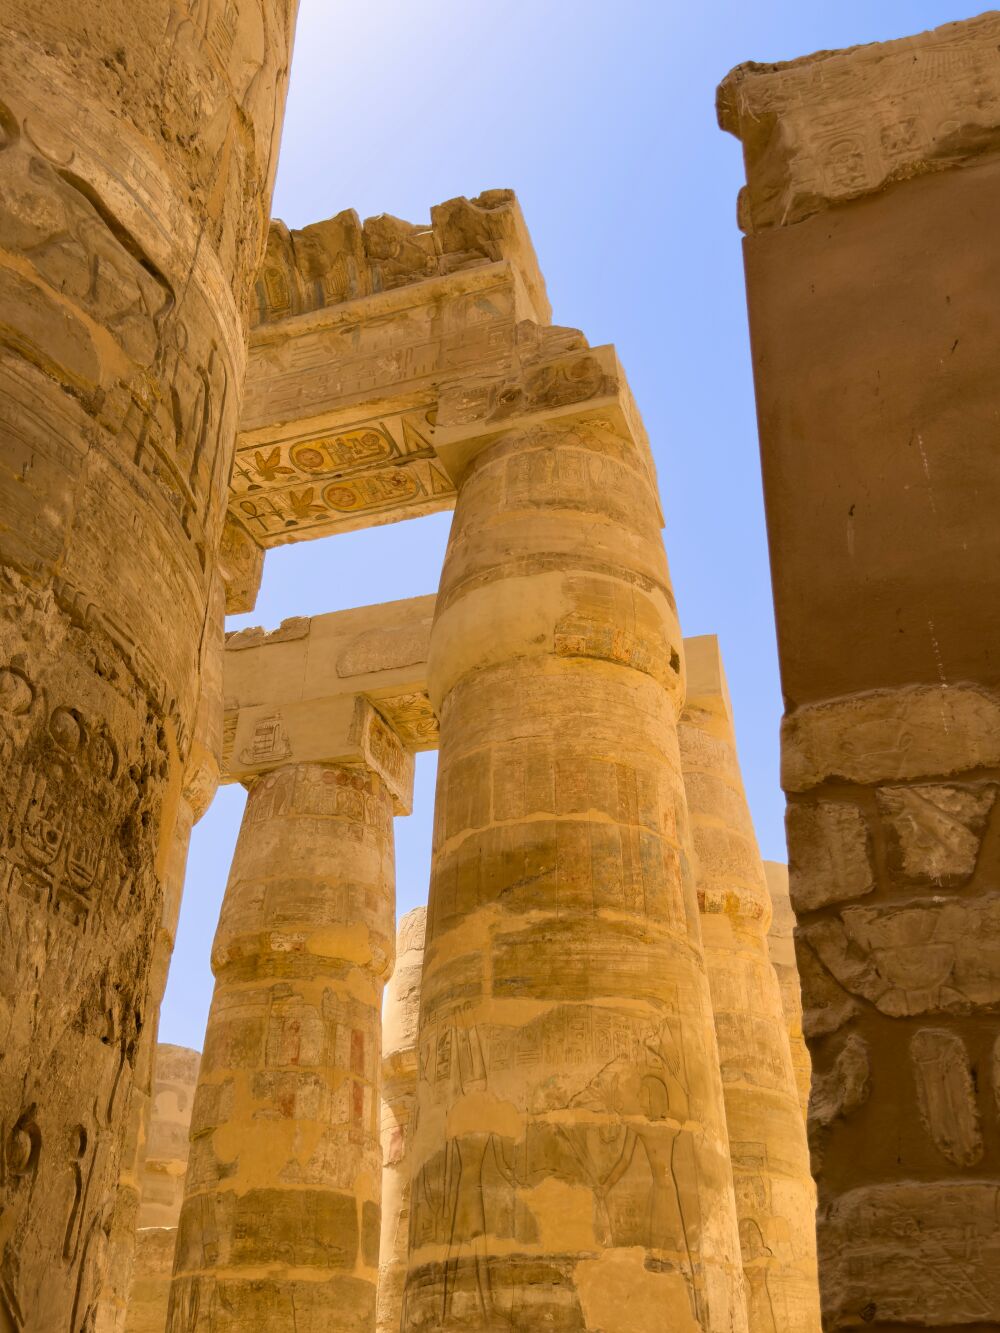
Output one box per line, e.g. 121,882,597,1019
719,14,1000,1326
228,191,551,555
0,6,297,1327
679,635,819,1331
167,599,430,1330
401,334,748,1331
377,908,427,1333
763,863,810,1118
123,1047,201,1333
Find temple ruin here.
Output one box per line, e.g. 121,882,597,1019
2,6,999,1333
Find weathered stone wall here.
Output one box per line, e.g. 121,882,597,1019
763,863,810,1117
0,4,297,1327
403,340,748,1331
719,13,1000,1327
679,636,819,1331
378,908,426,1333
124,1046,201,1333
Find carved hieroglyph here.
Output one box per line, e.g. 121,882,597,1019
378,909,426,1333
402,341,748,1331
123,1047,201,1333
0,4,296,1328
221,189,553,605
763,863,810,1118
720,14,1000,1327
679,637,819,1332
168,599,429,1329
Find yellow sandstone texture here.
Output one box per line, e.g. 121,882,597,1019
720,12,1000,1328
402,348,749,1329
680,637,819,1331
378,909,427,1333
763,863,810,1118
168,597,430,1327
124,1047,201,1333
0,2,296,1328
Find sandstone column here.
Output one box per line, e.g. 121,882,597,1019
0,4,297,1327
763,864,809,1118
403,335,747,1331
679,635,818,1332
124,1047,201,1333
719,14,1000,1326
169,700,414,1330
100,576,225,1332
378,908,427,1333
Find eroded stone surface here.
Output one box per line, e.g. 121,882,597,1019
124,1046,201,1333
0,4,296,1327
786,802,874,914
764,863,811,1117
403,356,748,1330
718,13,1000,233
680,637,820,1332
378,909,426,1333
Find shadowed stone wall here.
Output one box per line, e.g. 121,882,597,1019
719,13,1000,1327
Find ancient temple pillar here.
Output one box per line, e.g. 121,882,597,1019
378,908,427,1333
0,5,297,1327
763,864,809,1119
403,336,747,1331
718,14,1000,1326
124,1046,201,1333
679,635,818,1331
99,576,225,1332
168,698,414,1331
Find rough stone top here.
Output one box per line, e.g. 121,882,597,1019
152,1044,201,1085
253,188,551,327
683,633,734,720
718,11,1000,232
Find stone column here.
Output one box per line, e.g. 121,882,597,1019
0,5,297,1327
169,698,414,1331
403,336,747,1331
99,575,225,1332
763,864,809,1119
377,908,426,1333
124,1047,201,1333
718,14,1000,1326
679,635,819,1332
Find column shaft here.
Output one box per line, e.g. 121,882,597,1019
762,864,809,1119
718,16,1000,1325
0,5,296,1326
679,637,819,1331
404,417,746,1331
377,909,426,1333
169,761,394,1331
125,1046,201,1333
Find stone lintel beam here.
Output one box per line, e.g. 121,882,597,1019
717,12,1000,234
233,191,554,553
222,595,438,813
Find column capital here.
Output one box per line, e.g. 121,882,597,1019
222,595,437,814
718,12,1000,234
433,334,658,502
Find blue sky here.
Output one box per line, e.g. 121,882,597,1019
160,0,975,1050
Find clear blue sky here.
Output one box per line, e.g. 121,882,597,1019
160,0,976,1051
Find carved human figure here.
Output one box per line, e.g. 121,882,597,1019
402,342,747,1331
0,5,296,1327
